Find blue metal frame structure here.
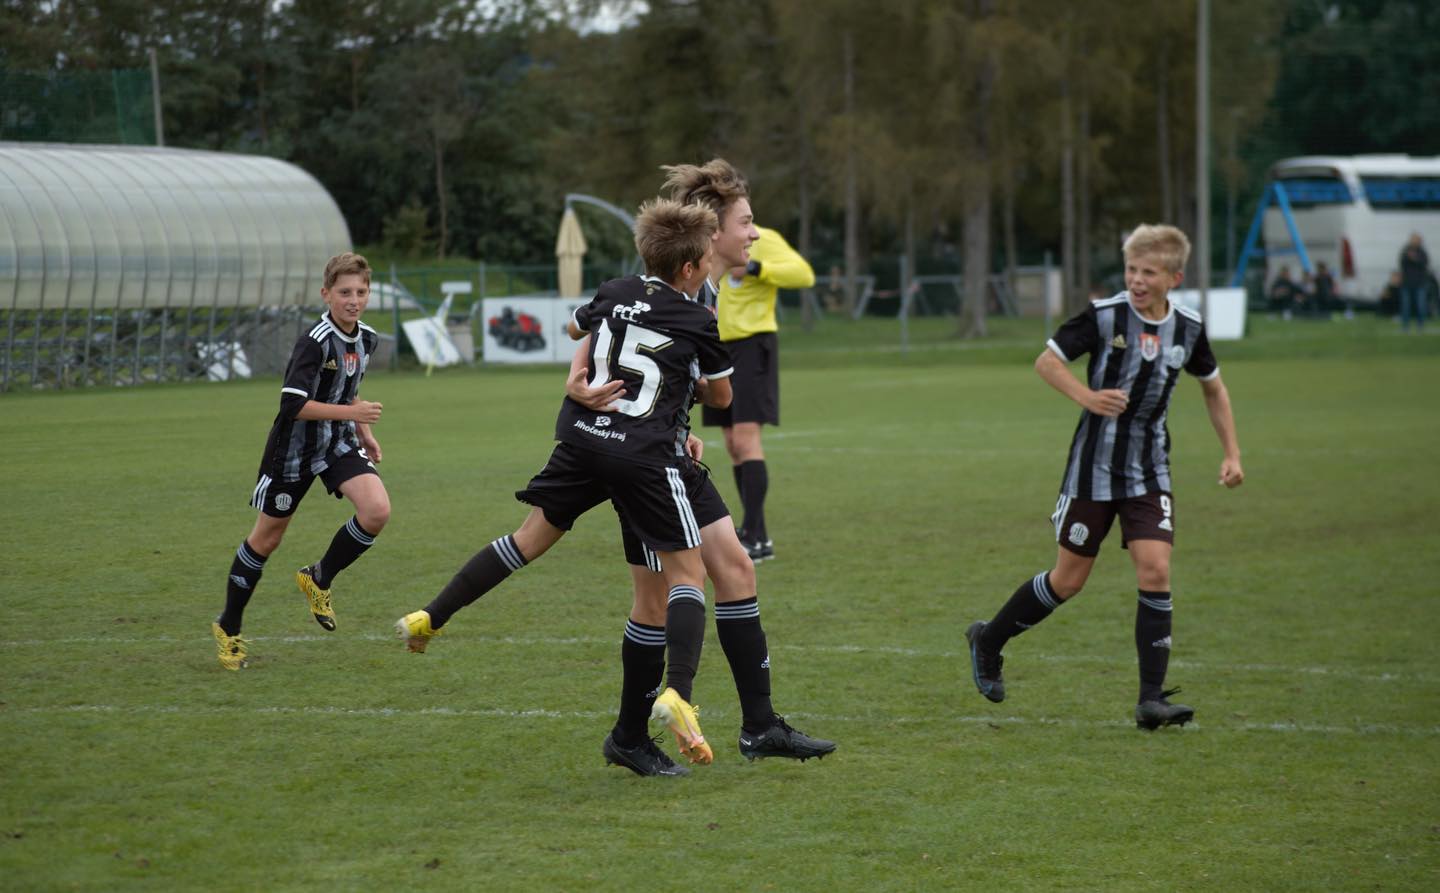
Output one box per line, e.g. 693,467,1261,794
1230,181,1313,287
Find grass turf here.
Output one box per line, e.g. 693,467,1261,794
1,313,1437,891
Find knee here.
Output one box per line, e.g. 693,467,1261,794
1136,566,1171,592
631,585,667,627
359,499,391,534
713,555,756,601
249,529,283,556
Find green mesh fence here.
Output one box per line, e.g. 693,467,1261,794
0,68,156,145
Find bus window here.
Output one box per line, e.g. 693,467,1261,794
1361,177,1440,210
1274,177,1354,208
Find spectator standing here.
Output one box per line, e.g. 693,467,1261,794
1398,233,1430,332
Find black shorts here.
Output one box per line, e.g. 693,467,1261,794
618,460,730,570
516,443,703,554
1050,492,1175,557
251,449,379,518
702,332,779,427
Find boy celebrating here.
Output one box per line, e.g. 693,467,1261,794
964,224,1244,729
396,199,732,773
566,159,835,776
211,252,389,670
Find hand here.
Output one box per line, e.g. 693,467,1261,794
351,400,383,424
566,364,625,412
1218,457,1244,489
359,428,383,463
685,433,704,462
1086,388,1129,417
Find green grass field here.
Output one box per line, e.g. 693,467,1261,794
2,315,1437,891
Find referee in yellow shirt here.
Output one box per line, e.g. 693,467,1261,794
702,226,815,562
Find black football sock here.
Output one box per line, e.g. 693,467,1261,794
218,540,267,635
614,619,666,746
664,585,707,702
980,572,1063,651
424,535,527,628
732,464,745,507
739,459,769,543
715,596,775,732
1136,590,1173,702
312,516,376,589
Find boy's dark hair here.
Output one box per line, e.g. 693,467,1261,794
633,198,717,284
324,252,372,289
660,158,749,223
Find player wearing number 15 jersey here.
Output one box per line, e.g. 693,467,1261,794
964,224,1245,730
395,199,732,770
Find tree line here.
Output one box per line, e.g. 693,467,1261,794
3,0,1437,324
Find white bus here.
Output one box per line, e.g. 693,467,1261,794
1263,155,1440,303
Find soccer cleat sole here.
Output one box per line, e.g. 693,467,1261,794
295,568,336,632
394,613,438,654
651,695,713,765
1136,709,1196,731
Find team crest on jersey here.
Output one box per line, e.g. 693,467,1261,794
274,493,293,512
1140,333,1161,362
1111,334,1127,349
1068,522,1090,545
1166,345,1186,369
344,352,358,375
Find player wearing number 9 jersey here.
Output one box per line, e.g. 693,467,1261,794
963,224,1245,731
395,199,732,771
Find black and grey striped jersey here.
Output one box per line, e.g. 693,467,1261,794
558,275,732,466
257,312,379,482
696,277,719,311
1048,293,1219,501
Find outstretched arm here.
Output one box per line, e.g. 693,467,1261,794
1199,375,1244,488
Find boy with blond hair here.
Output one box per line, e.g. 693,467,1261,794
965,224,1244,729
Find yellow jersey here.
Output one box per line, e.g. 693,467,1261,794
716,227,815,341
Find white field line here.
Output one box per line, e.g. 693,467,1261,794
9,703,1438,738
2,633,1435,686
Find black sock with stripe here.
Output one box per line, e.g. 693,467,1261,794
218,540,267,635
716,596,775,732
313,516,376,589
738,460,769,543
664,584,706,702
980,572,1063,651
425,535,527,628
1136,590,1173,702
614,619,666,746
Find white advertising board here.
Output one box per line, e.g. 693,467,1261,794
1170,287,1247,340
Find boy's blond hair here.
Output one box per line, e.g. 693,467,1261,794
1123,225,1191,273
660,158,749,223
323,252,372,289
633,198,718,284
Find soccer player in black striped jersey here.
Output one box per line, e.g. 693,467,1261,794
965,224,1244,729
211,252,391,670
567,159,835,773
396,199,733,772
